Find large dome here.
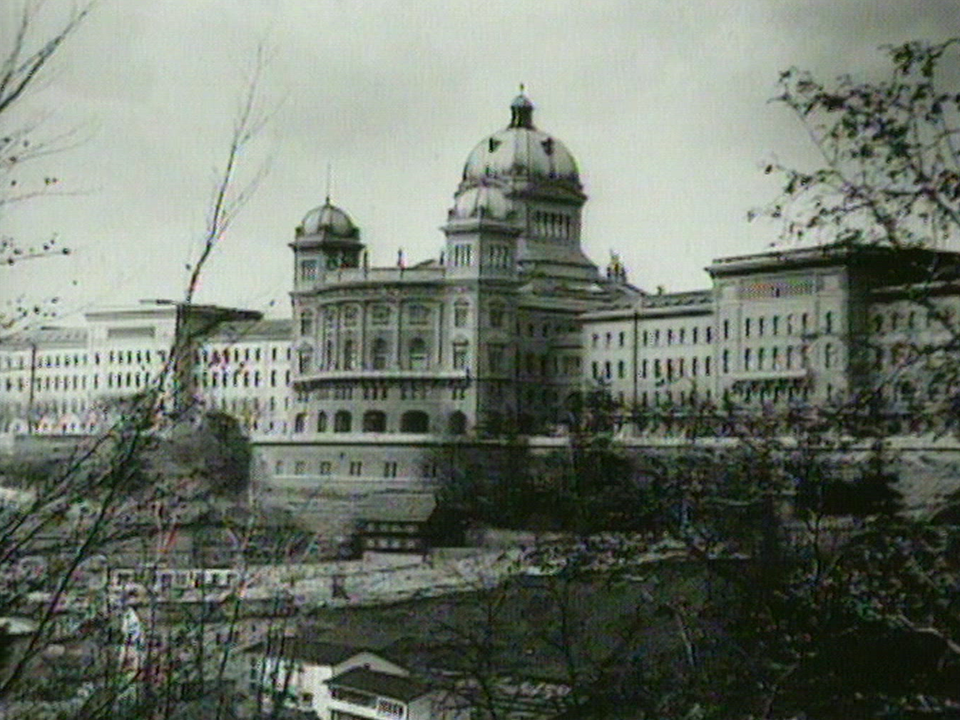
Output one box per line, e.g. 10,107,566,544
298,200,358,238
462,92,580,184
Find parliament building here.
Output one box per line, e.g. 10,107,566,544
4,91,960,498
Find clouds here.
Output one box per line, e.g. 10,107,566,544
3,0,959,322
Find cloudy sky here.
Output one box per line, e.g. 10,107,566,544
4,0,960,323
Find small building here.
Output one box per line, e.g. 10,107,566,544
244,638,409,719
326,666,464,720
356,492,465,559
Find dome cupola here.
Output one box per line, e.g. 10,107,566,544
297,199,359,239
461,90,580,186
449,184,515,222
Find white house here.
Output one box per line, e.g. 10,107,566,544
244,638,457,719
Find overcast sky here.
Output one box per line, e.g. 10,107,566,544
4,0,960,324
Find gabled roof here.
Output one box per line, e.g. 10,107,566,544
326,666,428,703
244,638,369,666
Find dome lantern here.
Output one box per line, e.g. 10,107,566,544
509,85,535,129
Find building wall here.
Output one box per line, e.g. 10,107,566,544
0,305,290,438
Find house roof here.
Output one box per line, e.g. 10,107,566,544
360,492,436,523
327,667,428,703
244,638,369,666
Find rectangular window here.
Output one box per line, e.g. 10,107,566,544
618,331,625,347
406,304,429,326
349,461,362,476
300,259,318,281
453,303,468,328
488,344,505,373
452,343,468,369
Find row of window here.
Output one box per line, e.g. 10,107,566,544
639,325,714,348
1,398,89,416
198,369,288,389
743,312,829,339
300,303,437,335
277,456,441,480
532,209,576,239
299,300,524,338
199,345,288,366
450,243,514,269
299,336,440,373
638,388,715,406
742,344,838,371
872,307,950,334
589,343,842,380
297,383,468,403
6,375,86,392
292,409,468,435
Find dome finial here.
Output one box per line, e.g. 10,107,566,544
325,162,332,204
509,85,534,129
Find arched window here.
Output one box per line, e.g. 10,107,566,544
371,338,389,370
363,410,386,432
400,410,429,433
334,410,352,433
408,338,428,370
824,343,835,369
343,339,355,370
293,413,306,434
316,411,328,432
448,411,467,435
